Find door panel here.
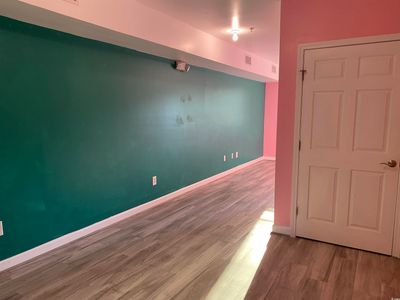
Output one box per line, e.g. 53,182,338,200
353,90,390,151
314,59,346,79
296,41,400,255
359,55,394,77
348,170,384,230
311,92,343,149
307,166,338,223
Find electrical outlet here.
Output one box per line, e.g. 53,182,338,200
236,151,239,158
231,153,234,159
152,176,157,186
223,155,227,162
0,221,3,237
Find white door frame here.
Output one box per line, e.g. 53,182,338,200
291,33,400,257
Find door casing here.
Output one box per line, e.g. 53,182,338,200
291,33,400,257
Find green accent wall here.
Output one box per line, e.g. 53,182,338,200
0,17,265,261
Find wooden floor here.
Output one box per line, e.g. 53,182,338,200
1,160,400,300
0,160,275,300
246,234,400,300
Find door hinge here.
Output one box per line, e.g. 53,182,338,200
300,69,307,81
298,140,302,151
296,206,299,216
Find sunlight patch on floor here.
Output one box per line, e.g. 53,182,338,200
205,209,274,300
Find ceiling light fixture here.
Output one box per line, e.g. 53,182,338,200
231,30,239,41
229,16,241,42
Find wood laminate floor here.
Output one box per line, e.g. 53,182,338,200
0,160,275,300
1,160,400,300
246,234,400,300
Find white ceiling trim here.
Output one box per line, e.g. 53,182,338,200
0,0,278,82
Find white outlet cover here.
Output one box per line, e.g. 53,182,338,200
236,152,239,158
0,221,3,237
223,155,227,162
231,153,234,159
152,176,157,186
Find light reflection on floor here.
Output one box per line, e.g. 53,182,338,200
205,209,274,300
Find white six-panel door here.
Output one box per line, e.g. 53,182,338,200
296,41,400,255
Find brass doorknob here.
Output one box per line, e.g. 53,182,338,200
380,160,397,168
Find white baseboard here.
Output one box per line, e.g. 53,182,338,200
0,156,267,272
265,156,276,161
272,224,292,236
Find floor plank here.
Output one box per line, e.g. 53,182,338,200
2,159,400,300
0,160,275,300
245,235,400,300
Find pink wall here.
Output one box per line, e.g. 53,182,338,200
264,82,278,158
276,0,400,226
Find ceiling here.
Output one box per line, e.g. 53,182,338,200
136,0,281,64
